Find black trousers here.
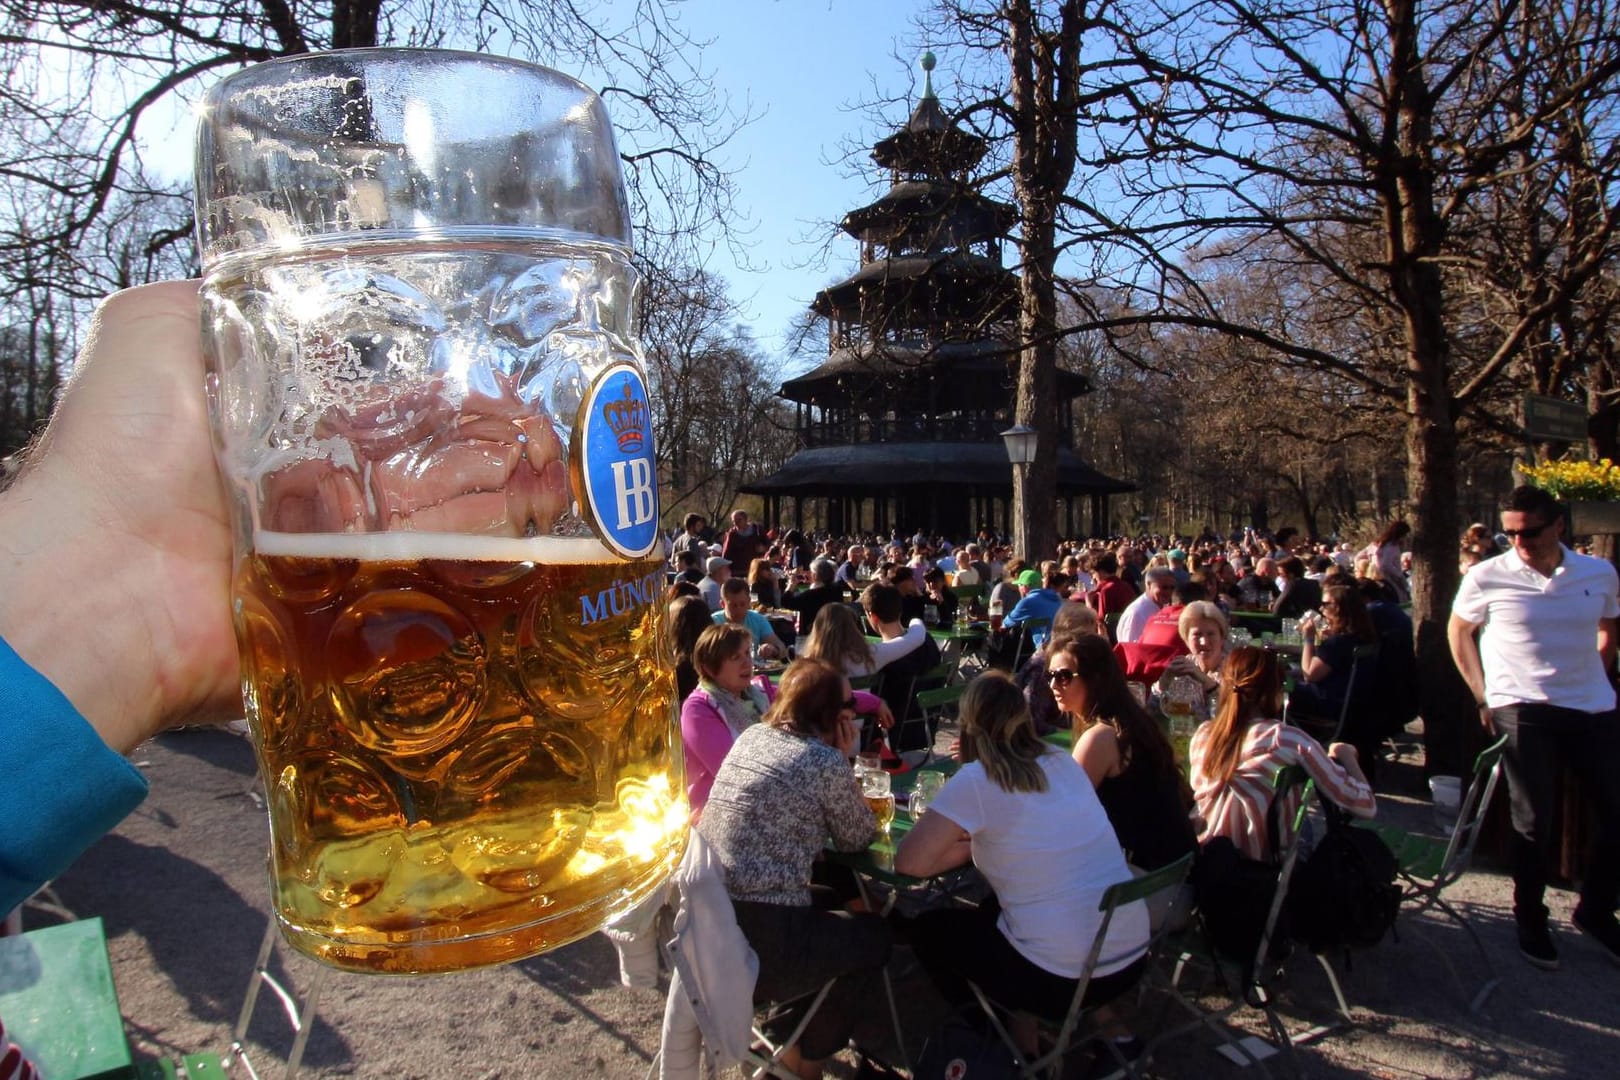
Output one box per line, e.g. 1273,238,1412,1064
910,896,1146,1022
1493,703,1620,924
731,897,892,1060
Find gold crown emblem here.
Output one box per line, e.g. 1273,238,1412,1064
603,379,648,453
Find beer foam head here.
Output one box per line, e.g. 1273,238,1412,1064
254,530,621,564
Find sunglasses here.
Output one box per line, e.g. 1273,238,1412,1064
1048,668,1080,688
1502,521,1551,540
840,697,860,711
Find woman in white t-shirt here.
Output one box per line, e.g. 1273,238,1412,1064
896,672,1150,1045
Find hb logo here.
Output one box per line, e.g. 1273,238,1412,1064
582,362,660,558
610,457,655,529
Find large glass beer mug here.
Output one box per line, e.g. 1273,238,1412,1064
194,50,686,973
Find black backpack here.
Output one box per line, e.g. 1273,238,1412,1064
1287,802,1401,957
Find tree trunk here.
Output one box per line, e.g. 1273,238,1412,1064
1385,0,1472,776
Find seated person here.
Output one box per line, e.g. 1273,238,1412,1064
699,660,892,1080
1190,646,1375,864
1153,600,1229,721
1271,556,1322,618
1235,557,1280,610
749,556,784,609
884,563,928,625
1016,601,1102,735
785,557,845,635
1115,568,1174,644
667,594,716,704
897,673,1150,1056
861,582,942,751
673,547,704,585
712,578,787,661
680,623,770,813
1188,647,1375,962
1292,583,1383,771
1051,636,1198,927
922,565,959,626
799,599,926,679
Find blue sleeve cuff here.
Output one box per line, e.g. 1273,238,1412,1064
0,633,148,912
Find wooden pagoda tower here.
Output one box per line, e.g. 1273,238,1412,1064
741,55,1129,539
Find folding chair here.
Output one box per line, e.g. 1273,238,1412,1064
223,916,331,1080
912,681,968,766
746,983,840,1080
967,853,1196,1080
658,831,848,1080
1009,618,1052,671
1360,733,1508,1012
891,661,956,761
1289,643,1378,743
1155,768,1330,1077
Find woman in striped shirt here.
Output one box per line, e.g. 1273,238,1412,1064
1190,647,1375,861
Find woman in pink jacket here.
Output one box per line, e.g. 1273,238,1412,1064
681,625,893,818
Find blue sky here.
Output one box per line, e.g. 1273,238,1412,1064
143,1,941,363
661,0,936,363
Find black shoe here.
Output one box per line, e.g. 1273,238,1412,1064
1518,921,1560,970
1572,905,1620,966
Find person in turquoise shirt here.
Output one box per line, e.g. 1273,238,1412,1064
711,578,788,660
0,281,241,915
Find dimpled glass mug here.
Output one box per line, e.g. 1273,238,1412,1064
195,49,686,974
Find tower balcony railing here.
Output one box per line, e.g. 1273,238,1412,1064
799,414,1070,449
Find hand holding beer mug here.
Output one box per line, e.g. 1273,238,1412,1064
196,50,685,973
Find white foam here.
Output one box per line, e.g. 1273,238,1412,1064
253,530,621,564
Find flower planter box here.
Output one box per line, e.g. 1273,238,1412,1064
1569,500,1620,535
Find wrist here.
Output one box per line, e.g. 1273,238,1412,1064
0,469,155,753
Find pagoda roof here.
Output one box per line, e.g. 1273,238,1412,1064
841,180,1016,242
780,340,1091,404
872,93,986,173
812,252,1015,318
738,442,1134,496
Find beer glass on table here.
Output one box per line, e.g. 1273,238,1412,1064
196,50,685,974
861,768,895,834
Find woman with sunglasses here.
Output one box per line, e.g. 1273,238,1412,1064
698,658,892,1080
1292,583,1381,758
1049,635,1197,908
896,671,1149,1057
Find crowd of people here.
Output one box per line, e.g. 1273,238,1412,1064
3,283,1616,1078
657,498,1619,1075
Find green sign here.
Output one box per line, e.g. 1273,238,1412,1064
1524,394,1587,442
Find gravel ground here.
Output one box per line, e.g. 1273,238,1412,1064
18,724,1620,1079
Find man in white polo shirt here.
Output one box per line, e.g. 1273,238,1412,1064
1449,484,1620,970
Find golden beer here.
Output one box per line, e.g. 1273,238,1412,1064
865,792,896,834
234,531,686,973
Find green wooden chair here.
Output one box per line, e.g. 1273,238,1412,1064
1360,734,1509,1012
1155,768,1338,1076
969,853,1197,1079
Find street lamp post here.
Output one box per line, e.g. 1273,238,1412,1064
1001,423,1037,557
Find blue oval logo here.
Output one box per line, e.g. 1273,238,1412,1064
579,363,660,559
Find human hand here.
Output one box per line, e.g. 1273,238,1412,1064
0,282,240,754
1477,701,1496,733
876,701,896,730
948,737,963,762
835,713,862,759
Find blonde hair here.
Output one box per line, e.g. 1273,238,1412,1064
801,603,875,674
958,672,1051,794
1177,601,1229,647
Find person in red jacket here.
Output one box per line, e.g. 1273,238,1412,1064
1084,552,1138,624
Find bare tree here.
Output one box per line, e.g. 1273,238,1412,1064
640,265,796,525
0,0,748,458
